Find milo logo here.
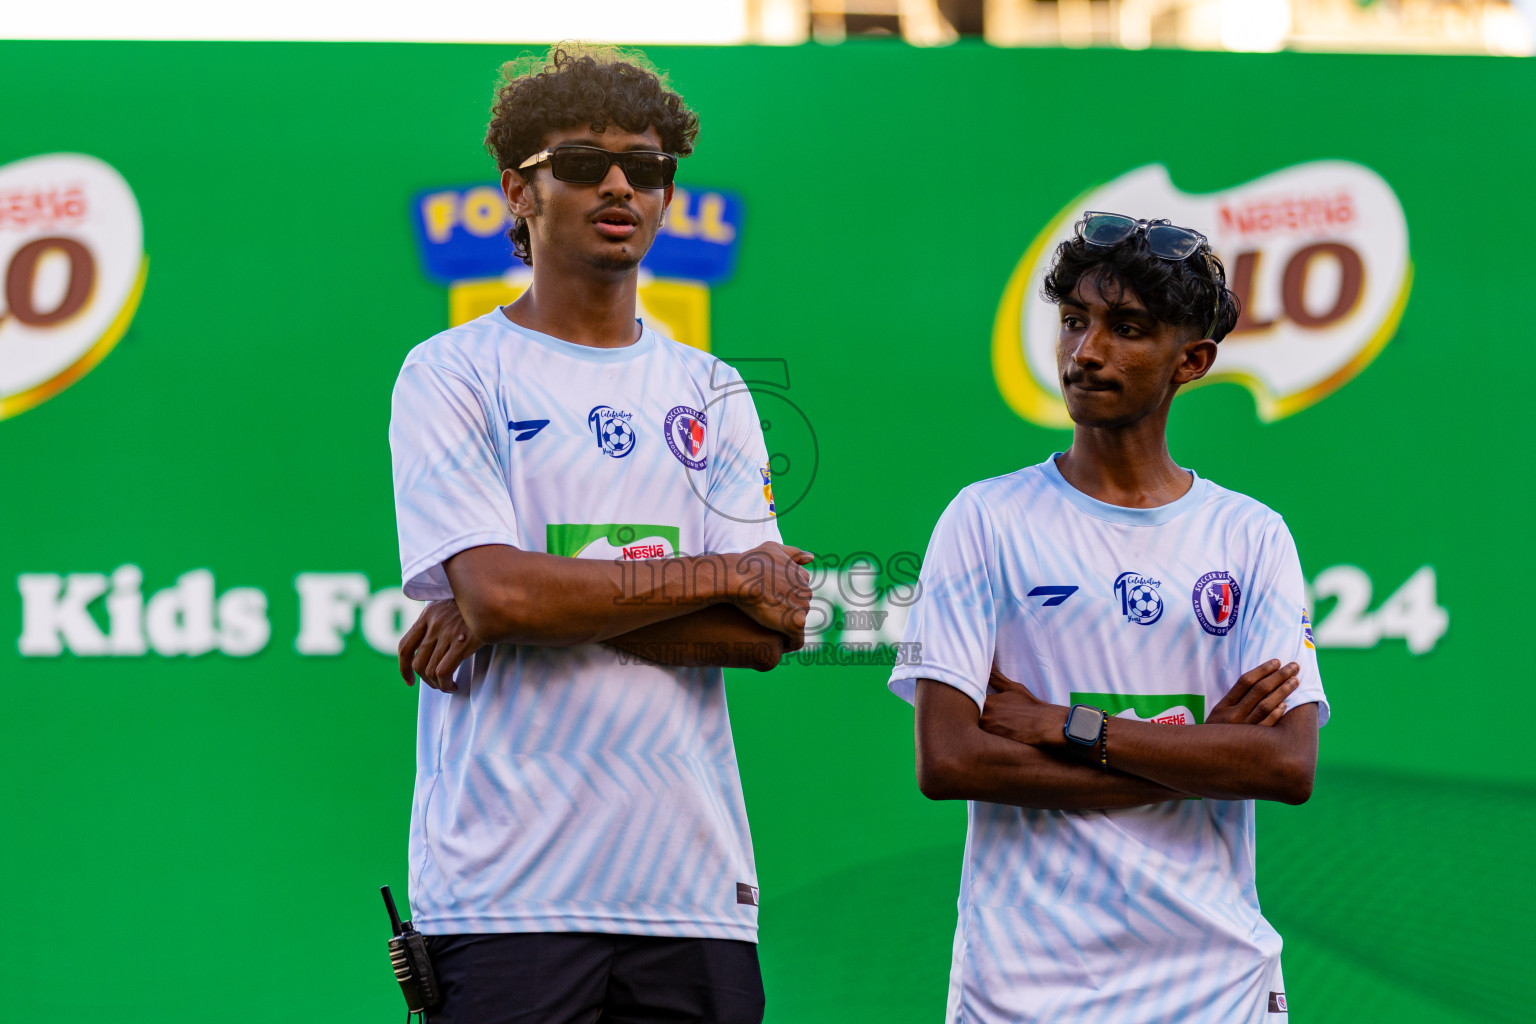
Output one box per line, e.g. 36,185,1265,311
546,523,680,561
994,160,1411,427
0,153,147,419
1071,692,1206,726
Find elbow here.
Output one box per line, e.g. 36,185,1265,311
1274,757,1315,805
748,641,784,672
916,750,964,801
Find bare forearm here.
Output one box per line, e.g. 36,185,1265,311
604,605,787,670
447,547,739,647
923,726,1187,809
915,680,1184,811
1100,706,1318,804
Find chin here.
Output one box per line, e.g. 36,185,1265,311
1063,395,1139,430
585,248,645,274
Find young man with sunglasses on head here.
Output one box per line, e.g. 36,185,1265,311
388,46,809,1024
889,213,1328,1023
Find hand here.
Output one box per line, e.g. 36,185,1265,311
397,599,484,693
979,666,1067,749
1206,659,1299,727
728,542,814,648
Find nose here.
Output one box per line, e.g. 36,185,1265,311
598,160,634,200
1070,322,1110,371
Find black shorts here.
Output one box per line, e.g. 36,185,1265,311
423,932,765,1024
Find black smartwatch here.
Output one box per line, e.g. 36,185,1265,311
1063,704,1107,757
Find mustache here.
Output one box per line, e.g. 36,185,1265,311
590,199,642,221
1063,370,1120,390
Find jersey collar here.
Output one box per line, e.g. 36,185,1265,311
491,309,657,363
1041,453,1209,527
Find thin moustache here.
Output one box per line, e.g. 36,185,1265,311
590,202,640,225
1064,376,1119,391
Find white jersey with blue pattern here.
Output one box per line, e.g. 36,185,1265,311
889,455,1327,1024
390,309,780,941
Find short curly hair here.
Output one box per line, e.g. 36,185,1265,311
484,44,700,266
1041,226,1242,342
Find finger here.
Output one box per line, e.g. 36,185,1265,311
1235,662,1297,716
1249,678,1300,725
413,634,444,691
398,615,429,686
988,667,1027,694
1219,660,1279,708
427,633,468,693
783,546,816,565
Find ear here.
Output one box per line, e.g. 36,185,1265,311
1172,336,1218,388
660,181,674,225
503,167,537,220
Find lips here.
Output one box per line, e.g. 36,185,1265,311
593,207,639,240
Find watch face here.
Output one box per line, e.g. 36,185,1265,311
1066,706,1103,744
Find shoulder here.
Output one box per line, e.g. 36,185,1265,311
1198,477,1294,544
652,334,744,390
400,313,506,383
932,465,1048,539
950,464,1052,520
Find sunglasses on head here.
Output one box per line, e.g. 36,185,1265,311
517,145,677,190
1077,211,1210,259
1075,211,1224,338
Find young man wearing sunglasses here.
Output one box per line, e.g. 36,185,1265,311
889,214,1327,1023
388,46,809,1024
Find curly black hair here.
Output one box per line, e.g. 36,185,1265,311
484,44,700,266
1041,224,1242,342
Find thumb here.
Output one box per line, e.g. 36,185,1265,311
988,665,1027,693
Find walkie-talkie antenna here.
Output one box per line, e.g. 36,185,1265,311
381,885,405,937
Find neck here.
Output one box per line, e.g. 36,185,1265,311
1055,404,1191,508
502,253,641,348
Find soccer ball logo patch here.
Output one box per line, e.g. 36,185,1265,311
588,405,637,459
1113,571,1163,625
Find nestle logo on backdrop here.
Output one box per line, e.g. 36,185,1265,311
994,159,1411,428
0,153,148,420
1219,192,1354,237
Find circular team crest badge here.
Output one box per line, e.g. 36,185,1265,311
663,404,707,470
1193,571,1241,635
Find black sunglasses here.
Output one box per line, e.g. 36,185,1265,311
517,145,677,190
1075,211,1225,337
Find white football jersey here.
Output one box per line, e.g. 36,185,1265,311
889,455,1327,1024
390,309,781,941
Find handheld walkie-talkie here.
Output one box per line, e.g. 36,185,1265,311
382,885,442,1018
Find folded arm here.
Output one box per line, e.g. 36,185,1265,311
915,679,1187,810
976,667,1317,805
603,603,797,672
399,542,812,689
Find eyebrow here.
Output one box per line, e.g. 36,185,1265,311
1060,299,1152,320
561,137,665,152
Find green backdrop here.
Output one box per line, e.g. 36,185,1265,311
1,40,1530,1023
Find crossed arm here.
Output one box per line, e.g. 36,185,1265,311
397,541,814,691
914,661,1318,810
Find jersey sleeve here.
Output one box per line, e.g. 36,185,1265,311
390,358,521,601
1239,517,1330,727
887,487,998,713
700,372,783,554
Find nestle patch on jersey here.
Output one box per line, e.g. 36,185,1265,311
1071,692,1205,725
